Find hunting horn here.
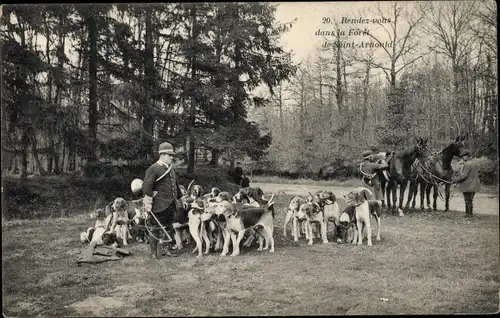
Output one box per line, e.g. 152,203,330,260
187,179,195,194
302,187,313,197
267,192,275,206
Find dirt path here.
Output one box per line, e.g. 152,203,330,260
253,182,499,216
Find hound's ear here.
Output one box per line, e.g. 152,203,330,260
424,138,428,144
361,189,372,201
354,192,361,204
455,135,461,143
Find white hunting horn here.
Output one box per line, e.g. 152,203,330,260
186,179,195,194
267,192,275,207
302,187,314,198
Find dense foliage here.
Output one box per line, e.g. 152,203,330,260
1,3,296,177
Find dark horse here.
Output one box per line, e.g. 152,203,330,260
385,137,431,214
406,135,467,212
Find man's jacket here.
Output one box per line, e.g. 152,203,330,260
143,162,183,213
455,160,481,193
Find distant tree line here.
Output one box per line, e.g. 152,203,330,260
253,1,497,182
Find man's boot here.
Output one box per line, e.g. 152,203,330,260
465,197,473,217
150,236,159,260
466,203,473,217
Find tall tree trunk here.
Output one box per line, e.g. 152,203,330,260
143,7,154,143
44,13,54,174
209,11,224,167
335,39,343,114
21,130,29,179
210,149,220,165
30,132,47,175
362,61,371,134
19,22,29,180
278,83,284,135
187,6,198,174
87,14,98,163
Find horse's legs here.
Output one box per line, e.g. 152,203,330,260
381,179,386,207
425,183,432,211
405,181,413,210
419,180,426,211
432,184,438,211
411,180,418,209
398,181,407,211
385,182,392,210
391,183,397,213
444,183,451,212
408,180,418,210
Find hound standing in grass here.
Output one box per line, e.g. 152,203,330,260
283,196,307,241
343,188,381,246
212,198,275,256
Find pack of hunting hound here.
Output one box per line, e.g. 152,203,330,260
79,134,469,257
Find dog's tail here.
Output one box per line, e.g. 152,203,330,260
252,224,266,239
302,187,313,198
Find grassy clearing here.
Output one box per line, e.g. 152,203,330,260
249,175,365,188
2,194,499,316
249,175,499,196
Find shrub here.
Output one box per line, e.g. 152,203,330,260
472,156,498,186
2,164,241,220
82,162,120,178
317,159,361,181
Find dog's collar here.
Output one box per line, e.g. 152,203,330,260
346,200,366,207
191,208,204,216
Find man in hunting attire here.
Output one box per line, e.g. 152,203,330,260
453,150,481,217
234,163,250,188
143,142,184,259
360,148,391,205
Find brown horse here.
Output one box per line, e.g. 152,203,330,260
385,137,431,213
406,135,467,211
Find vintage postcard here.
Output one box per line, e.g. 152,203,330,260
1,1,498,316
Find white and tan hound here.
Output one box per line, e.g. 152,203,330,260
343,187,380,246
107,197,131,246
283,196,308,241
210,197,275,256
80,208,118,248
